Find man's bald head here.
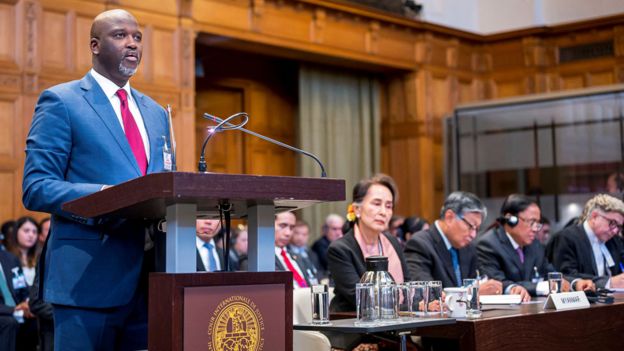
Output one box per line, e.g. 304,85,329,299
90,9,137,39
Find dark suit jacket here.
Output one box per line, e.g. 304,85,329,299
550,224,624,288
288,245,322,283
22,73,169,308
476,227,554,296
311,236,331,271
327,230,410,312
0,251,28,316
404,225,477,288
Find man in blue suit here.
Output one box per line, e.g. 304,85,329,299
22,9,170,351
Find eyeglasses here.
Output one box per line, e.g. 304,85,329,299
597,213,624,232
457,216,479,233
518,216,543,231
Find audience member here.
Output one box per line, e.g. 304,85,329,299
549,194,624,289
328,174,409,312
6,217,39,286
288,220,322,284
606,171,624,195
404,192,502,294
0,249,35,351
389,215,405,240
273,212,311,288
399,216,429,243
227,225,248,271
195,219,224,272
311,214,344,272
0,221,15,251
476,194,593,302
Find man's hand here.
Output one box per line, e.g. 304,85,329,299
574,279,595,291
509,285,531,302
561,279,571,292
610,273,624,288
479,279,503,295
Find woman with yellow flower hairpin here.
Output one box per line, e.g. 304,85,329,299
327,173,410,312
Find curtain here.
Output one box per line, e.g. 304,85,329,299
297,64,381,238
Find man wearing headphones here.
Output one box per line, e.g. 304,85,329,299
549,194,624,289
476,194,594,302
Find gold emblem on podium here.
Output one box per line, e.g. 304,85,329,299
208,296,265,351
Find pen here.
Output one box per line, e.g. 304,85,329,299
619,262,624,272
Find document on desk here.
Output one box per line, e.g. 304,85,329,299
480,294,522,305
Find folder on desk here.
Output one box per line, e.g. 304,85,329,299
480,294,522,304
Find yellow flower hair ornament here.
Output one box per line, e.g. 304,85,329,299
346,204,356,222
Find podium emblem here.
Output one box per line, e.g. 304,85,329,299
208,295,265,351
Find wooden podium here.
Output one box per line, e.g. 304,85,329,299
62,172,345,351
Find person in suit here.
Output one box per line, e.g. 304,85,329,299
22,9,170,350
328,174,410,312
0,249,35,351
272,212,312,288
288,220,322,284
195,219,225,272
549,194,624,289
476,194,594,302
311,214,344,272
404,191,502,294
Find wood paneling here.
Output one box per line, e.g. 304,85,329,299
0,4,17,66
41,10,69,72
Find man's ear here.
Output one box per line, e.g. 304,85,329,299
90,38,100,55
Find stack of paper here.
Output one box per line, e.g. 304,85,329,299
479,294,522,304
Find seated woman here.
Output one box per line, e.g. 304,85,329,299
328,174,410,312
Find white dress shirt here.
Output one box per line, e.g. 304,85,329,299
275,246,307,288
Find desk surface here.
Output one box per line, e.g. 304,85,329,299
294,316,455,334
415,293,624,351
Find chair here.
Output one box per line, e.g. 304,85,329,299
292,287,334,351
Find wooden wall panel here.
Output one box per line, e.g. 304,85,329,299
41,10,69,72
560,74,585,90
0,4,17,66
323,15,367,54
256,4,312,43
0,99,15,157
0,172,16,224
75,15,92,73
152,28,177,86
588,70,614,86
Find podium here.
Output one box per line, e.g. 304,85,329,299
62,172,345,351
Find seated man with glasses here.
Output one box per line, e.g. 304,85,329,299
476,194,594,302
549,194,624,289
404,191,503,295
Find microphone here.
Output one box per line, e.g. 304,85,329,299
197,112,249,172
203,112,327,177
166,105,177,171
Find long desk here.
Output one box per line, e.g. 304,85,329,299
415,293,624,351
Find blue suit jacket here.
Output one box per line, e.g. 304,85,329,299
22,73,169,308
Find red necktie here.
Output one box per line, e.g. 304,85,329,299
280,248,308,288
116,89,147,175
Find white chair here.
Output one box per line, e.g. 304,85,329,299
292,287,335,351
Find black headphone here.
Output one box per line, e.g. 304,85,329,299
504,214,519,227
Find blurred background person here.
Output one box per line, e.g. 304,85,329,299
311,214,344,273
6,217,39,287
399,216,429,243
288,220,322,284
228,225,248,271
328,174,409,312
0,221,15,251
535,216,550,246
195,219,223,272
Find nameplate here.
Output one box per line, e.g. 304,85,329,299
543,291,590,310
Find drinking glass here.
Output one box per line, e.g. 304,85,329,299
409,281,428,316
379,283,398,321
463,278,482,318
548,272,563,294
356,283,377,325
427,281,443,315
396,283,412,319
310,284,330,325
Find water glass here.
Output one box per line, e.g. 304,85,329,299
463,278,482,318
356,283,377,324
548,272,563,294
409,281,428,315
379,283,398,321
310,284,330,325
427,281,443,315
396,283,412,319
